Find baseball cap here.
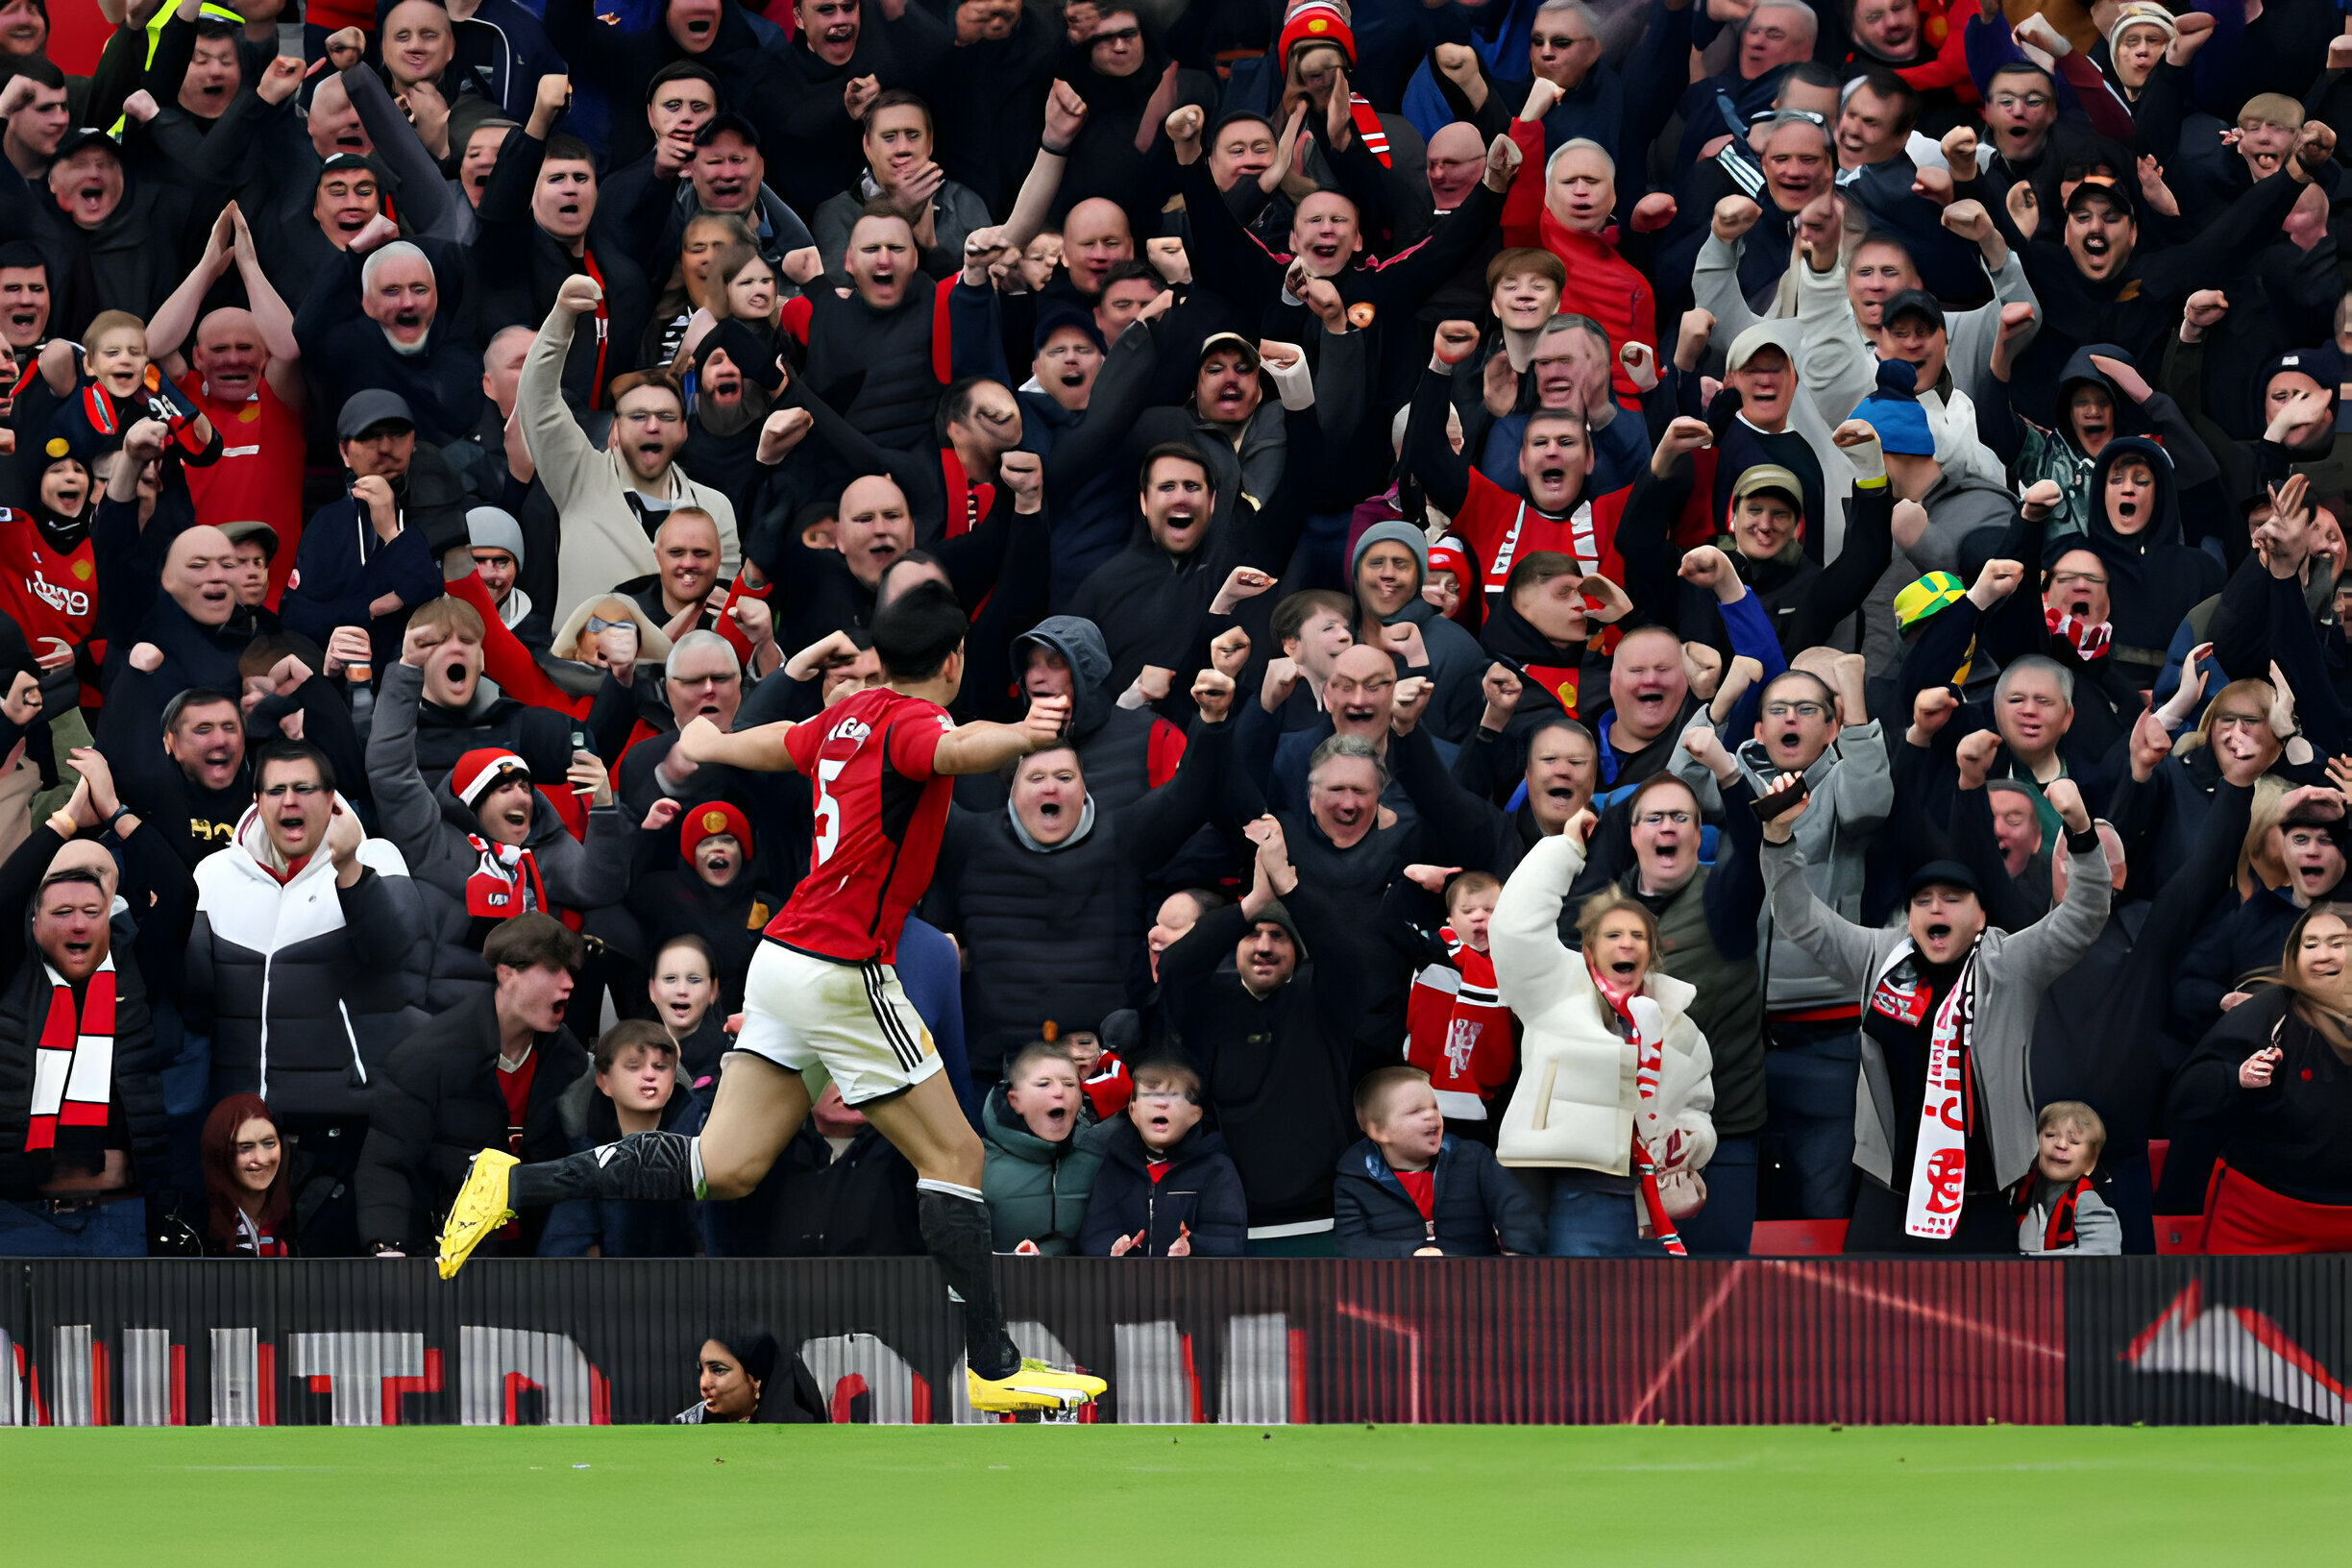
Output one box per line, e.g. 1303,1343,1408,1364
318,152,374,178
51,128,121,164
336,388,416,441
218,520,281,560
1730,463,1804,507
692,110,760,149
1197,331,1262,372
680,800,754,861
1903,859,1982,900
1725,318,1803,373
1879,288,1945,334
2065,175,2136,221
1893,571,1967,632
452,748,531,809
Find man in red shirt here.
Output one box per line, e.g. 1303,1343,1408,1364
147,207,307,607
435,583,1109,1414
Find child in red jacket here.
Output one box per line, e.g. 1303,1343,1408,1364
1400,870,1518,1143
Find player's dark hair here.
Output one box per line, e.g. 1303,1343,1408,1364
870,580,968,680
251,740,336,797
484,912,585,975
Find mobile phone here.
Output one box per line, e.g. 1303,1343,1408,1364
1749,776,1809,822
277,21,305,61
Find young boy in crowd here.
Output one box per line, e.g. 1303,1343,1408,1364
539,1020,705,1259
1334,1066,1542,1258
2014,1100,2120,1256
981,1039,1104,1256
1078,1058,1246,1259
47,310,220,464
1398,869,1516,1141
1058,1011,1135,1120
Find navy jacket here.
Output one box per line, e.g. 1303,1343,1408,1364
1078,1117,1247,1258
2175,881,2311,1030
1333,1135,1544,1259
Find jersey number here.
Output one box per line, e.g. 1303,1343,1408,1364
812,758,848,865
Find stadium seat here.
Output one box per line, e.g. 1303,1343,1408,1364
2147,1139,2169,1190
1748,1219,1848,1256
2152,1215,2207,1255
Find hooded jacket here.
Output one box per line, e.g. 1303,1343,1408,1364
367,662,633,1000
2073,435,2224,681
188,803,431,1118
1076,1115,1248,1258
537,1070,707,1259
1489,834,1719,1174
979,1083,1105,1256
1333,1134,1545,1258
1996,343,2212,542
994,615,1182,815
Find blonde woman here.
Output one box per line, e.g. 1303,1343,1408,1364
1490,814,1716,1256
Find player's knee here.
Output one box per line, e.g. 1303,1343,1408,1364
699,1143,764,1200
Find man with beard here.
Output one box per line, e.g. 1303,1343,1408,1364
475,75,651,413
743,0,953,220
520,274,740,625
293,223,485,450
679,318,776,512
145,213,307,606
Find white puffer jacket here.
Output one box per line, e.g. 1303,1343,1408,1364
1489,833,1718,1174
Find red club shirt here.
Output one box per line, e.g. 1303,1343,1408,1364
179,376,306,607
768,687,956,967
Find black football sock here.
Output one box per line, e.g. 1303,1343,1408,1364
918,1180,1019,1381
508,1131,701,1207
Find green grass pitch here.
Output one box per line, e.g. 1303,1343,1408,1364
5,1425,2346,1563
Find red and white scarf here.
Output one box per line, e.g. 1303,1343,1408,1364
2013,1169,2094,1251
1898,943,1981,1239
464,834,546,920
2044,604,2112,661
27,955,117,1155
1588,960,1686,1257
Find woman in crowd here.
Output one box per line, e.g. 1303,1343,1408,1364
200,1092,295,1258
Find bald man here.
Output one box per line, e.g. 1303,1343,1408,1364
175,301,307,605
88,521,262,764
1061,199,1134,299
1425,122,1489,214
620,507,731,633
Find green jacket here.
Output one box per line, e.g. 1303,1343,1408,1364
979,1087,1105,1256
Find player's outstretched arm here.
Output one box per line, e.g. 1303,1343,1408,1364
675,715,800,774
933,695,1071,776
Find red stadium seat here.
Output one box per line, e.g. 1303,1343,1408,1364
2147,1139,2169,1190
1748,1220,1849,1256
2152,1215,2206,1255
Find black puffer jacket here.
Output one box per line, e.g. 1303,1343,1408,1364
353,989,587,1252
927,719,1232,1079
187,804,431,1118
797,281,947,456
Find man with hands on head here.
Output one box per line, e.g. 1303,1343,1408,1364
1756,769,2112,1251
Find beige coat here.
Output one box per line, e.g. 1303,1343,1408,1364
521,305,740,627
1489,832,1718,1174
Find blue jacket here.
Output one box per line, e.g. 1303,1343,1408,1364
280,494,441,668
537,1074,707,1260
1333,1135,1544,1259
1078,1117,1248,1258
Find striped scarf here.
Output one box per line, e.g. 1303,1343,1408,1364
2044,605,2112,661
1587,959,1687,1257
1349,94,1389,166
1903,943,1981,1239
27,955,117,1154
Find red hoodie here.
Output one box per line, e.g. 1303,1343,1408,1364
1503,119,1655,403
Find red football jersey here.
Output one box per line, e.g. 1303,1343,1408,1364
766,686,957,965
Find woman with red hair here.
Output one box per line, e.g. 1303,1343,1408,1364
199,1093,295,1258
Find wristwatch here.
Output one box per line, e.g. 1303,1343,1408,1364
105,804,135,835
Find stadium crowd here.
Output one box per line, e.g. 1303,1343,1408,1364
3,0,2352,1265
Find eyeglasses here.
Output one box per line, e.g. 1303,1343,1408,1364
1135,1089,1189,1104
1091,24,1140,42
259,782,323,798
1636,809,1694,827
2048,570,2107,589
1763,700,1829,720
1992,92,2053,112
